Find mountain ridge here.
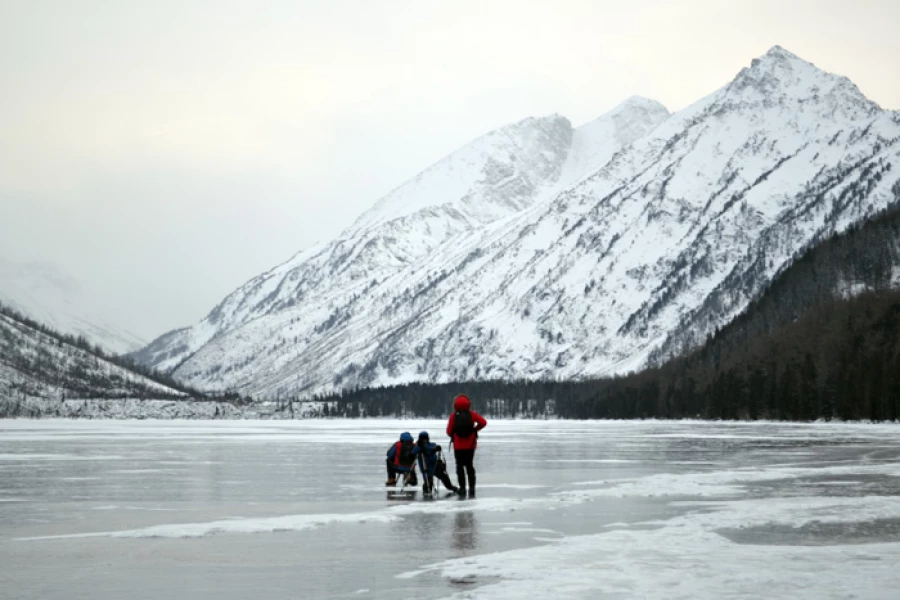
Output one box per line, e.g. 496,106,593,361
134,95,672,375
134,46,900,399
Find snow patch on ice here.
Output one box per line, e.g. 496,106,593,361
403,459,900,599
419,522,900,600
17,511,400,541
499,527,561,534
556,462,900,500
15,494,547,542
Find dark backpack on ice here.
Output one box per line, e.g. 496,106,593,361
453,410,475,438
398,441,416,466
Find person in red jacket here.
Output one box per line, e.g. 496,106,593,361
446,394,487,497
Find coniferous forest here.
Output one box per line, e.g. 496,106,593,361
315,205,900,421
314,290,900,421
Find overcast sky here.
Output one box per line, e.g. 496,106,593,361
1,0,898,341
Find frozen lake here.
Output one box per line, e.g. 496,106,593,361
2,419,900,599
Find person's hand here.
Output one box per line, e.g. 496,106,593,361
435,444,442,451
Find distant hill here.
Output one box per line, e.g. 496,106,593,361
0,258,145,354
0,300,192,406
0,298,340,419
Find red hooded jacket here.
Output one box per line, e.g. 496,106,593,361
446,394,487,450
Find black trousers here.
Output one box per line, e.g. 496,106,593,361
454,449,476,491
424,459,457,492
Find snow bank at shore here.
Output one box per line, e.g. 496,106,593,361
0,396,328,419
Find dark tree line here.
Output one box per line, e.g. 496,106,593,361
654,162,899,362
312,290,900,421
313,204,900,422
308,380,557,418
561,290,900,420
655,201,900,366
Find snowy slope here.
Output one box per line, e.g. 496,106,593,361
0,259,145,354
0,308,183,402
558,96,670,190
138,46,900,398
134,98,669,375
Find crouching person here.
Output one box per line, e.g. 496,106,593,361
386,431,418,487
412,431,459,495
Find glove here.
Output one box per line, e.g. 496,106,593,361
435,445,442,451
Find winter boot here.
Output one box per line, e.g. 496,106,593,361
385,478,397,487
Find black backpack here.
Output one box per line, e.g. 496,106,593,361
398,441,416,466
453,410,475,438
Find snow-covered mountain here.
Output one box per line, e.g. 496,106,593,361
135,46,900,398
0,259,145,354
134,96,669,375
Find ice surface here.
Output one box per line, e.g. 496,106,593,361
0,453,127,461
421,522,900,600
2,419,899,600
414,487,900,599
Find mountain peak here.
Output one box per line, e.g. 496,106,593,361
617,95,668,111
347,113,573,234
721,46,879,117
608,96,670,121
761,44,800,62
743,45,817,80
576,96,669,133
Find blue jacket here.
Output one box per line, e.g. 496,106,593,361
412,441,442,475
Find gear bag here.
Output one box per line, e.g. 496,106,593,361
398,441,416,466
453,410,475,438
